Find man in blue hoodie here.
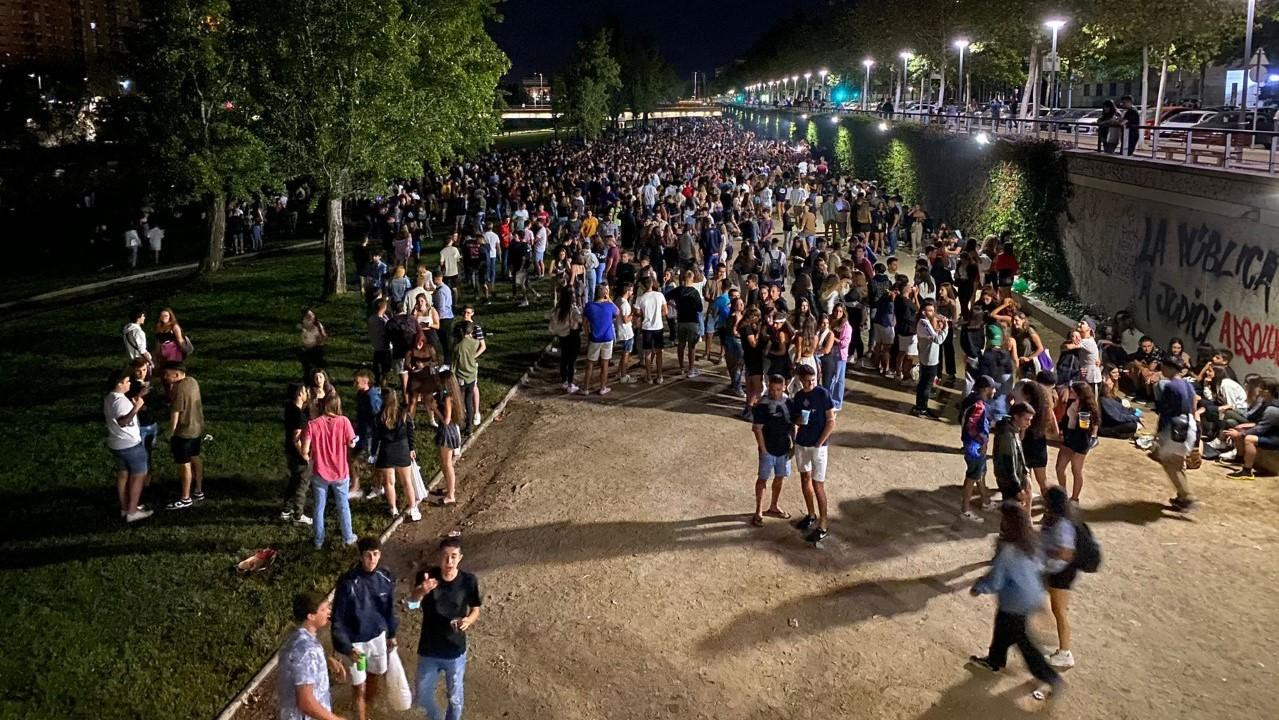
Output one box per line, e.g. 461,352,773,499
332,537,398,720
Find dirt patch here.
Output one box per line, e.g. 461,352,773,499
238,356,1279,720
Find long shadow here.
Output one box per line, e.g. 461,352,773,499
697,560,987,655
835,485,998,564
1080,499,1192,526
831,430,961,455
913,669,1040,720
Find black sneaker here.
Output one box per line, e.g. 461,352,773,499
192,491,206,502
166,497,193,510
794,514,816,531
805,527,829,543
968,655,1001,672
1169,497,1198,512
923,409,941,420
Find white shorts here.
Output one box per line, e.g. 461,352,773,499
587,341,614,361
872,325,895,345
897,334,919,356
794,445,829,482
344,631,389,685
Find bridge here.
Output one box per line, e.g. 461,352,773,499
500,103,722,122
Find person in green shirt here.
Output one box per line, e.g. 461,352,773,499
451,320,481,430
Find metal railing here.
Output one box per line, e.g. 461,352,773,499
729,103,1279,175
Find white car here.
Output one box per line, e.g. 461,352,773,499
1157,110,1217,139
1073,109,1104,135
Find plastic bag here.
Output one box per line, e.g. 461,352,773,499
385,647,413,711
411,462,429,502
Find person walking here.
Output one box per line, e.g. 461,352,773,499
549,286,583,394
968,502,1064,702
432,369,465,506
791,364,836,544
1041,486,1079,670
301,391,358,549
333,537,399,720
1154,357,1199,509
106,369,153,523
408,537,482,720
277,591,347,720
163,364,206,510
993,401,1036,512
1055,381,1099,504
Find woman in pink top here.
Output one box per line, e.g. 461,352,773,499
301,391,357,549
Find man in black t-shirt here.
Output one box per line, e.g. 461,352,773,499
1120,95,1141,156
671,270,704,377
409,537,481,720
281,386,310,525
751,374,795,526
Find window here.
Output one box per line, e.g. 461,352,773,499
1124,82,1132,95
1109,82,1117,97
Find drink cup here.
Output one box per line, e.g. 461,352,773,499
1078,411,1091,430
800,409,812,425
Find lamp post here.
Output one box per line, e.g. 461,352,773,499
862,59,874,111
790,74,798,103
804,71,812,103
898,51,913,109
818,68,828,104
1243,0,1257,131
1044,19,1066,114
953,39,970,107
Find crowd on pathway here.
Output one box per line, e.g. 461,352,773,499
100,117,1279,718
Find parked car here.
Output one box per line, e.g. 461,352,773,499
1198,109,1277,148
1156,109,1218,141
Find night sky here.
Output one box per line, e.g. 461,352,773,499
488,0,827,82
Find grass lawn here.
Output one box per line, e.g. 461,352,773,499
0,248,549,720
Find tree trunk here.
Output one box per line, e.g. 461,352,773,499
937,56,947,107
323,196,346,297
197,191,226,275
1154,51,1169,142
1019,42,1038,120
1140,45,1150,129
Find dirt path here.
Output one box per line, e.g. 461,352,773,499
241,352,1279,720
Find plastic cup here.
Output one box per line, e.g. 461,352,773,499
800,409,812,425
1078,411,1091,430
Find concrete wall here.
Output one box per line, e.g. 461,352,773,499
1060,154,1279,375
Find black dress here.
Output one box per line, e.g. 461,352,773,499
375,419,415,469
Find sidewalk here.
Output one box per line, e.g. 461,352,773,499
0,239,321,315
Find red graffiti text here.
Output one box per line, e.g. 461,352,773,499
1218,311,1279,368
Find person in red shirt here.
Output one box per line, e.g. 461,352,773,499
301,391,358,549
993,242,1020,301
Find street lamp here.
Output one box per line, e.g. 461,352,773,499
819,68,828,104
1044,19,1067,114
953,39,970,107
804,71,812,102
862,59,875,111
790,74,798,102
898,51,913,108
1243,0,1258,131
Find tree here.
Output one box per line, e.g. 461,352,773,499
124,0,270,274
553,29,622,140
248,0,508,296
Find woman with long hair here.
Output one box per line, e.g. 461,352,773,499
936,284,961,381
404,330,439,419
969,502,1063,700
1011,311,1048,379
844,272,869,366
823,304,851,411
375,389,420,521
431,369,465,505
1041,486,1079,670
154,308,188,365
299,308,328,378
549,285,582,393
300,390,357,549
1056,381,1100,503
1015,378,1059,499
739,305,766,419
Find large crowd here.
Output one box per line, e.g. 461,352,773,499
100,117,1279,719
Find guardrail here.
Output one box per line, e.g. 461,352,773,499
729,103,1279,175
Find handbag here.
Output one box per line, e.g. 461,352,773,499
384,648,413,711
181,335,194,357
410,461,429,502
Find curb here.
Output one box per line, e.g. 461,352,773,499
214,350,543,720
1013,290,1078,339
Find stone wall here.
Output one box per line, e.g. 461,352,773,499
1060,155,1279,375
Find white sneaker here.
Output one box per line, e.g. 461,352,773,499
367,486,385,499
688,368,701,378
125,509,154,523
1217,449,1238,462
959,511,984,524
1047,649,1075,668
1209,438,1231,451
293,514,314,526
348,488,365,500
621,374,636,384
566,383,580,394
408,507,422,522
473,412,482,426
982,499,1001,511
279,509,293,520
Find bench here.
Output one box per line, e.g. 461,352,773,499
1155,145,1244,167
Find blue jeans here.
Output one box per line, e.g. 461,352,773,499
416,653,467,720
310,476,355,548
887,229,899,255
825,358,847,410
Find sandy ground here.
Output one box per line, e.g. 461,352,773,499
238,343,1279,720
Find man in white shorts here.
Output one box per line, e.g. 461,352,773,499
332,537,398,720
790,365,836,544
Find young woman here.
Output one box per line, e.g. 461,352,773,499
431,369,465,506
154,308,188,365
548,285,582,393
740,306,767,420
1056,381,1101,503
843,272,869,366
1041,486,1079,670
969,502,1063,700
299,309,328,378
305,368,336,419
1099,365,1142,438
1010,311,1047,379
824,304,851,411
1016,378,1059,499
936,284,961,381
387,264,411,313
764,310,792,381
404,331,439,419
375,389,419,521
614,282,637,384
300,391,357,549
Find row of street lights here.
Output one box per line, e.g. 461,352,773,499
744,69,829,105
740,16,1071,112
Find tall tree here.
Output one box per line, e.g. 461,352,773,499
248,0,507,296
125,0,270,274
553,29,622,140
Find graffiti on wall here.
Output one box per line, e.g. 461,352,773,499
1136,216,1278,369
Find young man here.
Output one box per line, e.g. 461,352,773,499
791,364,836,543
105,369,152,523
439,233,463,292
1154,357,1201,507
123,309,151,364
451,320,482,428
912,298,949,419
635,277,669,384
992,401,1035,512
435,279,455,357
670,270,703,378
278,591,347,720
409,537,482,720
368,300,392,388
959,375,997,522
332,537,398,720
582,285,618,396
163,364,205,510
352,370,382,498
462,233,488,303
282,383,312,526
751,374,795,527
363,250,390,311
1224,377,1278,483
482,221,501,298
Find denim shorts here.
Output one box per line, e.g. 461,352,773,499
758,451,791,479
112,442,149,475
964,455,987,478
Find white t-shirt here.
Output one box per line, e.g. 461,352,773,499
534,227,548,253
439,246,462,277
146,227,164,251
1219,377,1249,413
1080,337,1102,384
636,290,667,331
615,299,635,341
104,392,141,450
483,231,500,258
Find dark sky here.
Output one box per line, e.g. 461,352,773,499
488,0,827,82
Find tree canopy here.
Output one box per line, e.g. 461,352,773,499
553,29,623,140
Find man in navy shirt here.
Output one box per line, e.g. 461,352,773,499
790,364,836,543
581,285,619,396
699,219,723,278
1155,357,1199,510
751,374,795,526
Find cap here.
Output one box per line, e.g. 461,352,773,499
974,375,998,390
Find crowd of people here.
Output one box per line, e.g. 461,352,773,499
101,116,1278,717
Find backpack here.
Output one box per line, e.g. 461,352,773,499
1071,521,1102,573
766,249,785,281
387,314,420,357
